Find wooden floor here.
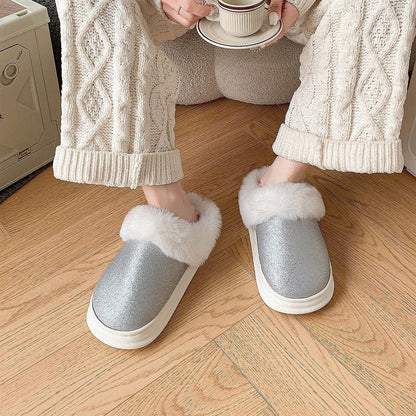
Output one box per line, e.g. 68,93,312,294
1,98,416,416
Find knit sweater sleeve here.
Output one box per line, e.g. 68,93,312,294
150,0,164,14
150,0,168,18
285,0,317,18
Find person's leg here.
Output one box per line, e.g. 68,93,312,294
53,0,198,219
263,0,416,188
143,182,199,222
273,0,416,174
55,0,221,349
259,157,308,185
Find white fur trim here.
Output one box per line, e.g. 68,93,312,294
239,167,325,228
119,193,222,267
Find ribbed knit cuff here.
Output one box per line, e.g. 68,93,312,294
273,124,404,174
53,146,184,188
285,0,317,18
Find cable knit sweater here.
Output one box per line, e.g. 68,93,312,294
53,0,188,187
276,0,416,173
53,0,416,188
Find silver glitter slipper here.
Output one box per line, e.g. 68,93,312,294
239,167,334,314
86,193,222,349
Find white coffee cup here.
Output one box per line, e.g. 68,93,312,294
206,0,266,37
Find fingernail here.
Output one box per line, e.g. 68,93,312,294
269,12,279,26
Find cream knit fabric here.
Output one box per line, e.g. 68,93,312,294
54,0,416,188
280,0,416,173
53,0,187,187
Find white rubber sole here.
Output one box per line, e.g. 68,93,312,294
86,265,198,349
249,227,334,314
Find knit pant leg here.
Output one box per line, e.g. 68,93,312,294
274,0,416,173
53,0,188,188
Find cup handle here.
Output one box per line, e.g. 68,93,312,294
203,0,220,21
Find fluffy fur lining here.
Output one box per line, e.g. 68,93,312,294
120,193,222,267
239,167,325,228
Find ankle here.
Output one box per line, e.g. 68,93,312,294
142,182,199,222
259,157,308,187
143,181,184,207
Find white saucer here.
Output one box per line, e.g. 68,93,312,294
196,14,282,50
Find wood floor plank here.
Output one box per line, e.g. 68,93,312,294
0,168,114,236
175,99,276,145
0,239,117,384
313,169,416,257
0,187,125,302
295,270,416,414
243,104,288,150
0,220,10,240
216,307,392,416
0,250,264,415
228,234,255,276
108,342,273,416
255,408,278,416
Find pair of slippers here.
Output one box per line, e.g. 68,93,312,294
86,167,334,349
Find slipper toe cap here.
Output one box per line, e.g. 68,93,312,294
256,215,331,299
92,240,187,332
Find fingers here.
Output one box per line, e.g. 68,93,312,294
262,1,299,48
162,0,213,28
164,4,198,27
279,1,298,32
268,0,283,25
178,0,212,18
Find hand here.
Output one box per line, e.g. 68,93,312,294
263,0,299,48
161,0,213,28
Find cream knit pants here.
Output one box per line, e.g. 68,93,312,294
53,0,416,188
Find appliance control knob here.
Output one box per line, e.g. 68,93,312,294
3,63,19,80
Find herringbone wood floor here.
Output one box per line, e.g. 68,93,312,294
1,99,416,415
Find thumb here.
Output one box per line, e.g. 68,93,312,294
268,0,283,26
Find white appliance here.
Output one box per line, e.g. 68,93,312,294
0,0,61,191
402,62,416,177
